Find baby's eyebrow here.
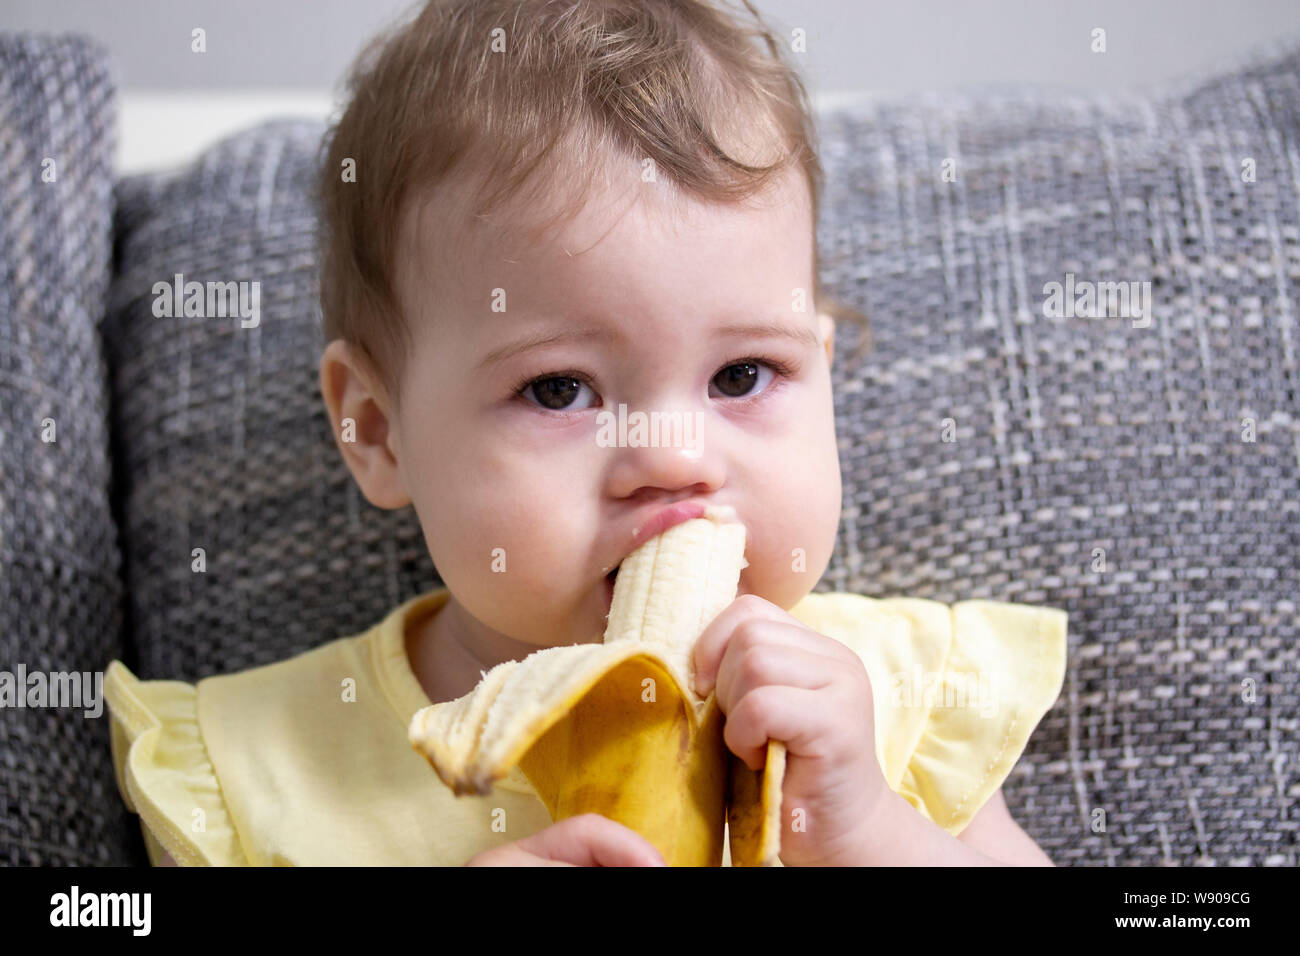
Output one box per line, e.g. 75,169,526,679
714,319,822,351
478,318,820,370
477,327,619,370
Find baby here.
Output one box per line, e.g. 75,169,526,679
104,0,1066,866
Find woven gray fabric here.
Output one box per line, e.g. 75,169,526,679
102,42,1300,866
0,34,141,865
816,41,1300,866
107,119,434,686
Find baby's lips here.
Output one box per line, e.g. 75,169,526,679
605,501,745,578
629,501,707,551
702,504,739,524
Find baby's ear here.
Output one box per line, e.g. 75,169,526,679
318,339,411,510
818,311,835,365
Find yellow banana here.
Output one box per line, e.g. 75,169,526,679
727,738,786,867
407,505,785,866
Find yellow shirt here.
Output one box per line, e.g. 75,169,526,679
104,586,1066,866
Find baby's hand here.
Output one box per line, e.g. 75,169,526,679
693,594,890,866
463,813,668,867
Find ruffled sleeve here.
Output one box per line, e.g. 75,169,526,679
883,600,1068,836
104,661,249,866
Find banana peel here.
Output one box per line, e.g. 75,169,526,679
726,739,786,867
407,505,786,866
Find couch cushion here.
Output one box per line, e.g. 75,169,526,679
107,119,439,687
0,34,140,865
104,40,1300,866
817,39,1300,865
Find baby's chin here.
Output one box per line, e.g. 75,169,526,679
513,568,765,651
512,581,612,649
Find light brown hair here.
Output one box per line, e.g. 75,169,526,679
318,0,871,409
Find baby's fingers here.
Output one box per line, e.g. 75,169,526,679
517,813,668,867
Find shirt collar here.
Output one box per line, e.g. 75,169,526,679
372,585,536,793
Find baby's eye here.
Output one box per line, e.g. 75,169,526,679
709,360,778,399
519,374,599,411
515,358,790,413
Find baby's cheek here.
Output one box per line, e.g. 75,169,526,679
751,541,823,612
755,478,839,607
470,523,594,632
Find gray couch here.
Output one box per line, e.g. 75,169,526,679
2,32,1297,866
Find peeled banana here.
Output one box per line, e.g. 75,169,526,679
407,505,785,866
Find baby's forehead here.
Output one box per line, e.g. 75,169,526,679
392,157,814,335
402,159,808,269
394,163,597,282
401,149,646,249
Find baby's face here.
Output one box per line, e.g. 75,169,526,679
386,161,841,649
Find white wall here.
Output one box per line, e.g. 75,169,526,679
4,0,1299,173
